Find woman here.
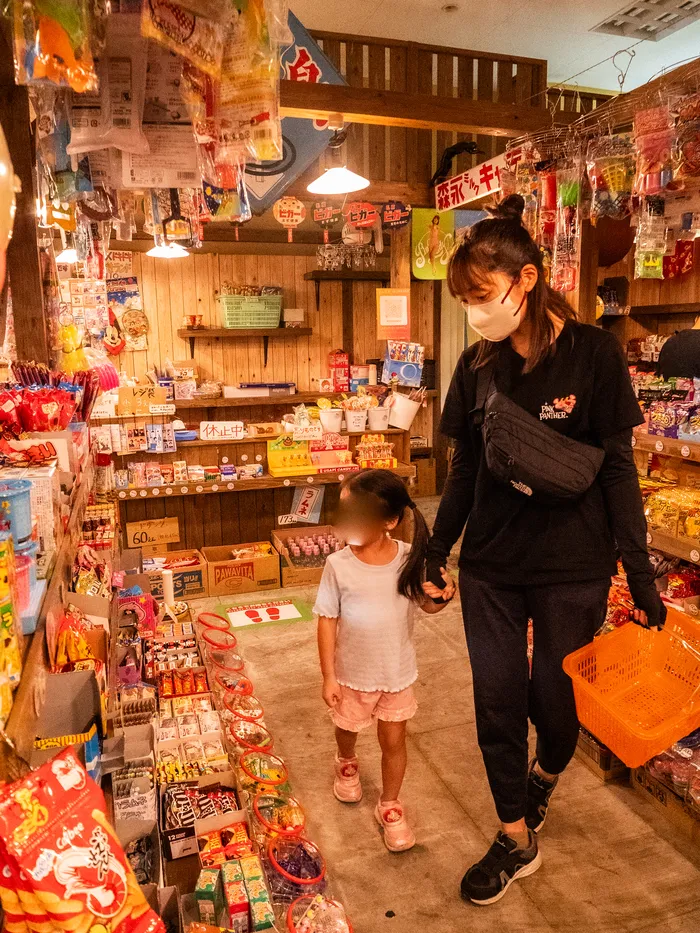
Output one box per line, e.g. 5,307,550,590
424,195,665,906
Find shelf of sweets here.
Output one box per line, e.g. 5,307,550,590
646,529,700,565
0,457,96,781
633,431,700,463
90,389,438,420
109,428,408,455
115,463,416,499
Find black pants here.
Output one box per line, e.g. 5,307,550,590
459,570,610,824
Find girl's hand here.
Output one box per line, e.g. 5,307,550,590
422,567,455,602
322,676,342,708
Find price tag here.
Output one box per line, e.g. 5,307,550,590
681,445,691,458
646,532,652,545
691,549,700,564
655,440,664,452
126,517,180,548
277,513,298,525
150,403,177,415
631,436,636,448
118,385,167,416
294,423,323,441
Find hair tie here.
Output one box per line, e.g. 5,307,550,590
407,499,416,509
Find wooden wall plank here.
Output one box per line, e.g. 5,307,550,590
389,47,408,183
368,45,387,182
345,42,365,175
476,59,495,161
455,57,476,175
436,53,455,177
406,49,433,186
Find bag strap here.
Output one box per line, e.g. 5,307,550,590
470,362,495,428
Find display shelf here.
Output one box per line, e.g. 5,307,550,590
111,428,407,454
303,270,390,282
177,327,312,364
0,458,95,780
115,463,416,499
630,303,700,316
633,432,700,463
646,528,700,564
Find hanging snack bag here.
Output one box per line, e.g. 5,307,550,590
634,105,674,196
586,133,635,224
673,91,700,180
141,0,232,77
12,0,98,92
0,748,166,933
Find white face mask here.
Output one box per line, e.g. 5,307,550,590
465,283,526,342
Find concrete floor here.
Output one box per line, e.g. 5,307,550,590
191,497,700,932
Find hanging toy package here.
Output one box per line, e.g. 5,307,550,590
264,0,292,46
68,13,149,156
586,133,636,224
634,196,667,280
537,161,557,249
673,90,700,181
12,0,99,92
141,0,233,78
634,104,674,196
551,163,581,293
515,158,540,240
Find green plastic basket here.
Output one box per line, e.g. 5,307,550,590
218,295,282,329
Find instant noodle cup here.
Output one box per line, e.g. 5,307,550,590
253,792,306,843
197,611,231,632
224,693,264,723
266,837,326,906
230,719,274,755
287,895,353,933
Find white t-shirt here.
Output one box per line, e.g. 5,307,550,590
313,541,417,693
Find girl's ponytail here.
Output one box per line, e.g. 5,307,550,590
398,501,430,603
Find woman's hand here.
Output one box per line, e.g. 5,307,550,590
322,676,342,708
422,567,456,602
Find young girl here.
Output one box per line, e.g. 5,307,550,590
314,469,454,852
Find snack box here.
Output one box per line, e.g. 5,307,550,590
144,549,207,599
195,868,224,925
271,525,336,588
202,543,280,598
159,771,247,861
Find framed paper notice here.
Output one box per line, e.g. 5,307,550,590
376,289,411,340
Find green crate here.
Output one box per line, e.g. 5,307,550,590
218,294,282,329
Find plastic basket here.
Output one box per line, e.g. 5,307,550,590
563,608,700,767
218,294,282,329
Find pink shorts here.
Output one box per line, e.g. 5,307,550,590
331,684,418,732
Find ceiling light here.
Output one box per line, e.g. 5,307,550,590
56,247,78,263
592,0,700,41
307,166,370,195
146,243,189,259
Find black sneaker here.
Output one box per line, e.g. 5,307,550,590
460,830,542,906
525,758,559,833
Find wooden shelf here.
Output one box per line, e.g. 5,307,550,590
111,428,407,454
630,303,700,316
116,463,416,499
304,270,390,282
633,433,700,463
0,459,95,780
177,327,312,364
646,528,700,564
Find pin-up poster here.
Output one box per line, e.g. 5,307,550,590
412,209,455,280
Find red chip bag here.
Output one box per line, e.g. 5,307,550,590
0,749,165,933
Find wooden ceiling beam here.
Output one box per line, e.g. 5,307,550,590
279,79,577,137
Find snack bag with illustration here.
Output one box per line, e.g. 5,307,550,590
0,748,165,933
12,0,98,92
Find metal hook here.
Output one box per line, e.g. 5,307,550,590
613,47,636,93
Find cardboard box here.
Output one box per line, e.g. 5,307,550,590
159,771,246,861
202,544,280,598
144,550,207,599
271,525,335,588
575,729,628,783
631,767,700,843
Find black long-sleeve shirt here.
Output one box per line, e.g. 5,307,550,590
427,322,664,627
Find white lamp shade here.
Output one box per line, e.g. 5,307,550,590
147,243,189,259
307,166,370,195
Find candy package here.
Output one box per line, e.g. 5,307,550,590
0,749,165,933
12,0,98,92
551,163,581,293
673,91,700,180
634,105,674,196
586,133,635,223
141,0,233,77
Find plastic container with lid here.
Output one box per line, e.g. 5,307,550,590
197,611,230,632
214,670,254,699
0,480,32,544
200,627,237,663
224,693,264,724
266,837,327,906
210,647,245,675
237,750,289,799
16,539,38,588
287,895,352,933
14,554,32,613
229,719,274,756
253,791,305,844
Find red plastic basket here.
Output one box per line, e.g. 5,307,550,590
563,608,700,767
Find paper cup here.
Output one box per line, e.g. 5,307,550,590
319,409,343,432
367,407,390,430
344,410,368,432
389,394,421,430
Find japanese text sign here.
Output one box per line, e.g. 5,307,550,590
118,386,167,416
200,421,246,441
435,154,507,211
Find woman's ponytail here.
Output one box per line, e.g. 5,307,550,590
398,501,430,603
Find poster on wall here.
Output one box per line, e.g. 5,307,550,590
376,289,410,341
107,276,148,351
245,12,347,215
412,209,455,280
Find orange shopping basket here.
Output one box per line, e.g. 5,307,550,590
563,607,700,768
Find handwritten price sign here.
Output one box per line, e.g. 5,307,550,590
126,516,180,548
118,385,167,416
